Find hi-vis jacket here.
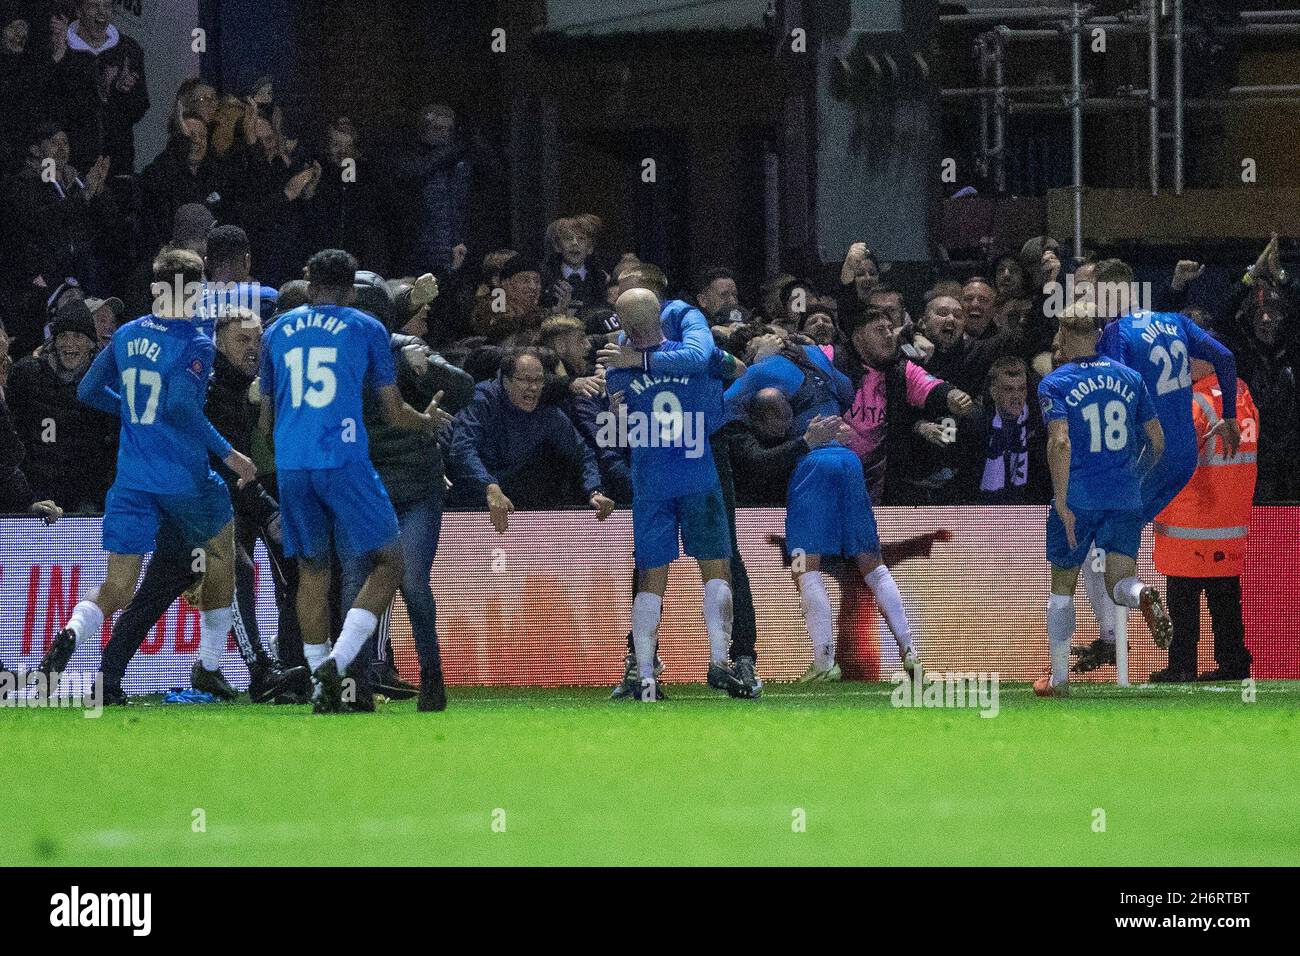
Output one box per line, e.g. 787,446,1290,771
1153,375,1258,578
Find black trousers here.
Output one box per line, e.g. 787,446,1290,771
624,430,759,661
101,485,304,683
1165,575,1252,673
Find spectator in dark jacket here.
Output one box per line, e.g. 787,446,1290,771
139,119,227,254
1232,292,1298,502
727,388,808,506
342,275,474,707
2,121,118,354
540,215,607,314
449,347,612,525
57,0,148,175
384,103,469,278
301,117,388,274
0,328,62,520
956,355,1050,504
537,315,631,501
3,299,115,510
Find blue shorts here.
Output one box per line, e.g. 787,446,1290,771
786,446,880,558
1139,451,1198,524
278,461,400,562
1046,504,1143,569
633,487,731,570
103,473,233,555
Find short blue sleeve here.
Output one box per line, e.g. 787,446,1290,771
1135,377,1158,425
1038,375,1067,423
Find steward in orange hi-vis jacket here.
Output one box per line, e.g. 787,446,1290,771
1150,366,1258,682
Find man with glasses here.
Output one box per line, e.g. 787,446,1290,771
449,346,614,527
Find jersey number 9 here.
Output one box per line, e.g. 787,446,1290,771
284,347,338,409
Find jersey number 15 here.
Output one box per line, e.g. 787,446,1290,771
284,347,338,409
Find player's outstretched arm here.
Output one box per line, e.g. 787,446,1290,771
163,368,241,470
377,384,451,434
77,343,123,416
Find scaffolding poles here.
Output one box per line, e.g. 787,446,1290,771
1148,0,1160,196
1174,0,1184,196
945,6,1300,254
1071,1,1083,261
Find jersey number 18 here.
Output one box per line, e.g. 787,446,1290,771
1081,400,1127,452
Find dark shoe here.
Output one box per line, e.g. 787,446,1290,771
706,660,742,696
731,656,763,699
343,665,375,712
311,659,344,714
611,653,639,700
1072,638,1117,673
248,663,310,704
191,661,239,701
96,674,129,706
635,677,666,702
1148,665,1196,683
1139,586,1174,650
370,660,417,701
417,668,447,712
31,629,77,690
1198,666,1251,682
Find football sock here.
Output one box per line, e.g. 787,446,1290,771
1047,593,1075,687
864,565,913,655
303,640,331,673
66,600,104,647
632,592,662,681
1112,576,1146,609
702,578,733,665
798,572,834,670
199,607,233,671
1081,554,1118,643
331,608,378,673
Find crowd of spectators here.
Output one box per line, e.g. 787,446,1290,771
0,0,1297,523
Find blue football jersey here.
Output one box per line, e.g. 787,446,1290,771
108,316,223,494
260,305,395,470
606,341,728,501
195,280,279,338
1038,356,1158,510
1098,311,1210,460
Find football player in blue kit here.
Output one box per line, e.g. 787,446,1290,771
1035,302,1171,697
35,249,258,697
259,250,451,713
605,289,736,702
1074,259,1240,673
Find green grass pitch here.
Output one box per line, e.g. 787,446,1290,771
7,680,1300,866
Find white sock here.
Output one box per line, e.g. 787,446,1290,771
331,608,378,673
1081,553,1117,643
632,592,662,681
702,578,733,665
199,607,233,671
66,600,104,647
1112,576,1145,609
864,565,913,656
303,641,331,672
798,572,834,669
1047,593,1075,687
